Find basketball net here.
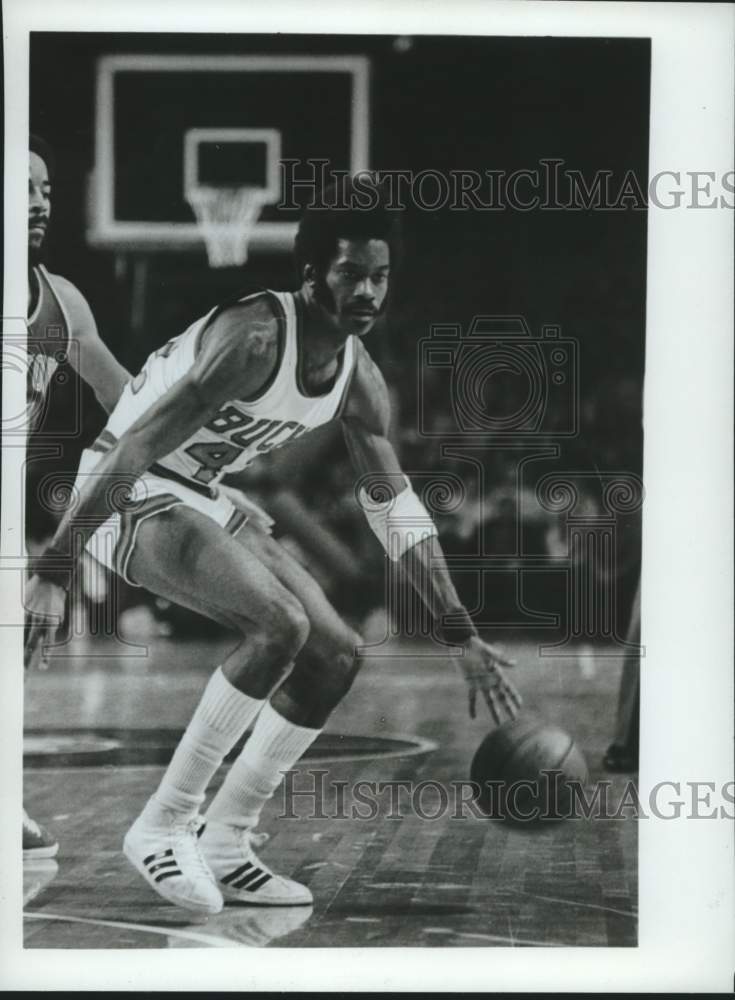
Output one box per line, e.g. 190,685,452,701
185,185,269,268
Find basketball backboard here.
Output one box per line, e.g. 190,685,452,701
88,53,371,255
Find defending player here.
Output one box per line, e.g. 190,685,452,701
24,134,130,857
24,176,522,914
28,135,129,421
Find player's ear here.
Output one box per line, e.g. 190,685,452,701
303,263,317,287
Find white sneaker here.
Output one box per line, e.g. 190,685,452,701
200,820,313,907
23,808,59,860
123,807,223,916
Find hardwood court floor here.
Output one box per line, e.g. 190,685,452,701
23,630,637,949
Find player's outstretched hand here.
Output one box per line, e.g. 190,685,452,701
457,635,522,724
215,485,275,535
24,574,66,671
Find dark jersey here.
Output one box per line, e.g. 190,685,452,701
27,264,71,431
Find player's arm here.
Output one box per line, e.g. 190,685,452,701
51,274,130,414
341,342,521,723
24,299,279,665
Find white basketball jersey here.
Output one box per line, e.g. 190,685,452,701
103,291,356,488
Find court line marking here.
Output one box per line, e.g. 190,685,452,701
23,911,239,948
24,911,564,949
369,882,469,890
304,731,439,764
25,731,439,770
516,889,637,920
455,930,562,947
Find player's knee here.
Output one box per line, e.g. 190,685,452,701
321,629,364,704
282,602,311,656
277,630,363,721
260,595,310,660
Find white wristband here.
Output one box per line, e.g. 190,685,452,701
358,481,438,561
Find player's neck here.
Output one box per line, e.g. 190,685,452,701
295,289,349,366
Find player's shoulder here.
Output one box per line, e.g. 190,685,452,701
342,338,391,435
41,270,96,332
204,289,283,361
42,270,86,309
352,338,387,393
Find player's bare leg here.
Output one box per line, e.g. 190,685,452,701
234,521,364,726
199,520,365,903
121,506,313,912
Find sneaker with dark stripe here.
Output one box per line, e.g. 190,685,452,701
200,820,312,907
123,805,223,915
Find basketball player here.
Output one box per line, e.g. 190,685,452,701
24,134,130,858
27,135,129,421
24,176,522,914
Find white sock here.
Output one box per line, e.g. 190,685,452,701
206,701,320,829
146,667,265,821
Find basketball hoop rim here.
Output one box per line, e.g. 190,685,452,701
183,185,273,267
184,184,273,216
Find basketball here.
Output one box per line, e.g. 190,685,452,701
470,715,589,822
